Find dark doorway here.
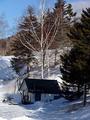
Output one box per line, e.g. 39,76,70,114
35,93,41,101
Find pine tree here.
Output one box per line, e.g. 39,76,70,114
60,8,90,103
68,8,90,46
54,0,76,48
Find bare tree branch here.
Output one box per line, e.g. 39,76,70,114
18,33,36,51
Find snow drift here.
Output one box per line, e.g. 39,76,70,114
0,56,17,81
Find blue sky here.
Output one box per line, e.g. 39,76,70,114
0,0,90,38
0,0,56,28
0,0,56,38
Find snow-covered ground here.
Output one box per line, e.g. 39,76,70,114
0,97,90,120
0,56,90,120
0,56,17,81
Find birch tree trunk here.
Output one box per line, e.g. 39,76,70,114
40,0,45,78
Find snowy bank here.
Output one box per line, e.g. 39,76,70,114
0,56,17,80
0,98,90,120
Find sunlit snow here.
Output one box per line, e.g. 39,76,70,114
0,56,90,120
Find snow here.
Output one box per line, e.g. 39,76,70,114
0,56,90,120
0,56,17,81
0,118,7,120
12,116,35,120
0,97,90,120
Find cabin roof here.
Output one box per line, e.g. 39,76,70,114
20,78,61,94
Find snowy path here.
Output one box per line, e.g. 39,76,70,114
0,99,73,120
0,102,67,120
0,103,26,119
0,98,90,120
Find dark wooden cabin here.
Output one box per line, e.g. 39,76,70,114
19,78,61,104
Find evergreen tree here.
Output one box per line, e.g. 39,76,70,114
60,8,90,102
54,0,76,47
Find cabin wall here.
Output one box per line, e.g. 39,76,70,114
21,92,60,104
28,93,35,103
20,81,27,91
41,94,54,102
28,93,55,103
29,93,60,103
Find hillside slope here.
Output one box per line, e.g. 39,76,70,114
0,56,17,81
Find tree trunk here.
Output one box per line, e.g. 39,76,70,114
77,84,80,93
47,50,50,78
83,83,87,106
40,0,45,79
43,50,46,69
41,49,44,79
54,49,57,66
27,65,30,77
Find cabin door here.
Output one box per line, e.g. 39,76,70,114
35,93,41,101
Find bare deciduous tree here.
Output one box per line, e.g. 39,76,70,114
16,0,64,78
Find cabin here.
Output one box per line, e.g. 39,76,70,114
19,78,61,104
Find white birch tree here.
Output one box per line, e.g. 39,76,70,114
17,0,64,78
